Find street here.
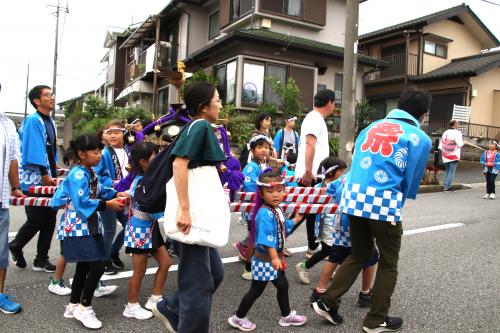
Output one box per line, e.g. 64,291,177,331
1,187,499,333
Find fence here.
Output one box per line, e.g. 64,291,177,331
421,121,500,140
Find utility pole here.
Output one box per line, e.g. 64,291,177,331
338,0,359,164
24,63,30,118
48,0,69,120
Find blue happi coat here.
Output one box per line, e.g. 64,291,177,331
341,109,431,222
94,146,128,189
52,165,116,239
326,175,351,247
18,112,58,191
242,160,269,192
480,150,500,174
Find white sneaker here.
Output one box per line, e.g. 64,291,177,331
241,269,252,281
49,279,72,296
490,193,496,199
484,194,490,199
123,303,153,320
63,303,78,319
283,248,293,257
295,262,310,285
94,281,118,298
305,244,321,259
145,295,163,310
74,305,102,329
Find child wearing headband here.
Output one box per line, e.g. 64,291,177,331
228,171,306,331
234,135,273,280
480,140,500,199
295,157,346,285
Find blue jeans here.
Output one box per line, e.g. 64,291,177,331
443,161,458,190
166,242,224,333
99,209,127,260
0,205,9,268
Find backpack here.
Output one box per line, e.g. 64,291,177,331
134,125,190,213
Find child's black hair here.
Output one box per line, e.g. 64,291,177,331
63,149,77,167
249,137,271,150
130,141,156,174
317,156,347,178
286,152,297,164
67,134,104,162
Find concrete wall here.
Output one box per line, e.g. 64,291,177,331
423,19,482,72
470,67,500,126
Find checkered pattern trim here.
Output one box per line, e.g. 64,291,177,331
332,227,351,247
124,219,153,249
251,257,278,281
0,115,19,207
341,183,403,222
56,217,65,240
62,211,91,238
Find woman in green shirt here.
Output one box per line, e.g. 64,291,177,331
152,82,226,333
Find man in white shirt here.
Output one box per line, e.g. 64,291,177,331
439,119,464,191
295,89,335,257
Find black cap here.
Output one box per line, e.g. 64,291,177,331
314,89,335,107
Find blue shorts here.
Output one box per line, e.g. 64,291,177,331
0,205,10,269
328,244,379,267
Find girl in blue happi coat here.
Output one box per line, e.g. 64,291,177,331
228,171,306,331
51,134,126,329
123,141,172,320
480,140,500,199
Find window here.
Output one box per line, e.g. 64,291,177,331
286,0,302,17
317,84,327,92
424,40,447,58
334,73,343,105
242,62,265,105
264,64,287,106
209,11,220,40
230,0,253,22
215,60,237,104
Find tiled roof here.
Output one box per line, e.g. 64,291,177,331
359,4,499,45
187,29,387,67
410,50,500,82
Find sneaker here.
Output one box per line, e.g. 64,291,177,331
73,305,102,329
312,298,343,325
0,293,22,314
228,314,257,331
33,259,56,273
103,262,118,275
283,248,293,257
295,262,310,284
483,193,490,199
233,242,247,261
151,301,178,333
145,295,163,310
167,247,178,258
362,316,403,333
489,193,496,199
94,281,118,298
111,253,124,269
241,269,252,281
279,310,307,327
305,244,321,259
310,288,324,303
357,290,372,308
8,244,26,269
123,303,153,320
64,303,78,318
48,278,72,296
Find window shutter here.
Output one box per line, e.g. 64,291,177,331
289,66,314,111
260,0,284,15
302,0,326,25
219,0,230,28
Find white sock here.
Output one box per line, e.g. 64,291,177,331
150,295,162,302
128,302,139,308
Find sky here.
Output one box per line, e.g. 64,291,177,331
0,0,499,115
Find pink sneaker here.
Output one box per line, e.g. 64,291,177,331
233,242,247,261
228,314,256,331
279,310,307,327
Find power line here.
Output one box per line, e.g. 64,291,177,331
479,0,500,6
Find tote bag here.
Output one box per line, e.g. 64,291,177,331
163,165,231,248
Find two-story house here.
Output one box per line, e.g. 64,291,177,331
116,0,384,121
359,4,500,140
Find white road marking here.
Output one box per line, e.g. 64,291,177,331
8,232,17,237
95,222,465,282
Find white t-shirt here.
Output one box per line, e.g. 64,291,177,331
439,128,464,163
295,110,329,177
0,126,5,201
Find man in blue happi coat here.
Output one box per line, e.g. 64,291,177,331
313,87,432,333
9,85,58,272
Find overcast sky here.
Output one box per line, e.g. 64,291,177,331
0,0,498,115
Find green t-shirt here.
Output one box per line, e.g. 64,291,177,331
170,119,227,169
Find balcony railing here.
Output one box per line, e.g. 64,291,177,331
125,51,146,83
124,44,178,84
422,121,500,140
365,53,418,82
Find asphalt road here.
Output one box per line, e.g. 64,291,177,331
1,186,499,332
